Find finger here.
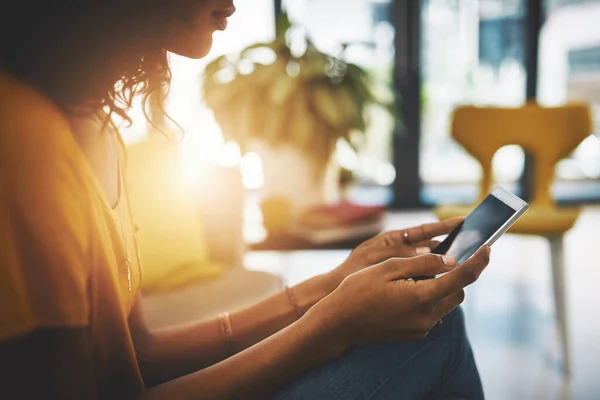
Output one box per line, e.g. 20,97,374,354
356,232,380,249
412,238,440,247
415,246,432,255
357,230,420,261
429,246,491,302
432,290,465,321
411,240,441,254
404,217,464,244
385,253,457,281
428,240,441,251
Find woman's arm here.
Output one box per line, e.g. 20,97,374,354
140,248,490,400
133,218,464,387
140,302,342,400
132,274,334,387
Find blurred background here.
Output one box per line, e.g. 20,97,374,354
121,1,600,399
123,0,600,209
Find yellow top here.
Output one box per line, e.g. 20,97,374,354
0,73,144,398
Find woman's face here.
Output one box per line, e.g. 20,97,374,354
166,0,236,59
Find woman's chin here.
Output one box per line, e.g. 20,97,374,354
167,37,213,60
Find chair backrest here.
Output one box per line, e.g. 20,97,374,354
451,103,592,206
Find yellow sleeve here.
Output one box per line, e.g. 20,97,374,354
0,77,92,341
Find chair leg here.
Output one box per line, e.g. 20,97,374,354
548,235,570,376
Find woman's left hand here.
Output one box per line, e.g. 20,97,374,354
324,217,464,290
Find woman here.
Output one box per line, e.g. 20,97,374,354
0,1,490,399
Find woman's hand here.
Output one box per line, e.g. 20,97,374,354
325,218,464,291
315,246,490,349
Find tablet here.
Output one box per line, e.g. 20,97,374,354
432,186,529,265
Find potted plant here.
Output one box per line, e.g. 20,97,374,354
202,13,397,217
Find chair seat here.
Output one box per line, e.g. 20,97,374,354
435,205,581,236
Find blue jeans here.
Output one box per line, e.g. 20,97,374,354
271,307,484,400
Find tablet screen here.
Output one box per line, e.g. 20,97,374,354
433,195,517,264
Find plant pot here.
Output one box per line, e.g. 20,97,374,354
254,142,340,220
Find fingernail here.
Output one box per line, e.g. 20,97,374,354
442,255,456,267
416,247,431,255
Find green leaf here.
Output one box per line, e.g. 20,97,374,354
346,63,369,78
276,12,292,39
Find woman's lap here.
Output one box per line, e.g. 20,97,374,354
271,307,484,400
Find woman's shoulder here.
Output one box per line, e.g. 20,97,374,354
0,72,94,219
0,72,72,143
0,72,86,175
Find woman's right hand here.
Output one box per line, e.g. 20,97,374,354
316,246,490,349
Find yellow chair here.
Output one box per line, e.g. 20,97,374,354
436,102,592,375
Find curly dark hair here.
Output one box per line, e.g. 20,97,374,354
0,0,190,124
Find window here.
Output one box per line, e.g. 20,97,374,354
420,0,527,188
538,0,600,181
284,0,397,197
